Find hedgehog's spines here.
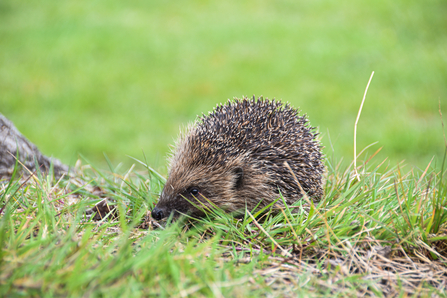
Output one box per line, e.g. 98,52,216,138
155,96,324,219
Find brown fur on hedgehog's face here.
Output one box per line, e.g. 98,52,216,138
151,127,254,220
151,154,249,220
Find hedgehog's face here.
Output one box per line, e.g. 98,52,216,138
151,164,245,221
151,183,210,220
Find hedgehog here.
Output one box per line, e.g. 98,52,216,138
151,96,324,220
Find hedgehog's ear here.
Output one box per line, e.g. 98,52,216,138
232,167,244,190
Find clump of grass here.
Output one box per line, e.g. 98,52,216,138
0,160,258,297
1,152,446,297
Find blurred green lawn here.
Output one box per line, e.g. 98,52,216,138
1,0,446,173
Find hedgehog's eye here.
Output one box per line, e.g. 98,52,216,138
189,187,200,196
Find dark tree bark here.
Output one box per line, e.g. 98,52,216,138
0,114,69,179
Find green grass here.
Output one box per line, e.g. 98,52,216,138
1,152,446,297
1,0,446,171
2,2,446,295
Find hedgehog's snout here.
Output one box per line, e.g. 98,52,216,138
151,206,166,220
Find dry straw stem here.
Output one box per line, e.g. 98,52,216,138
439,100,447,148
354,71,375,182
284,161,344,251
247,211,292,257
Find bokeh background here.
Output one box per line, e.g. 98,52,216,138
1,0,446,173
